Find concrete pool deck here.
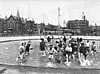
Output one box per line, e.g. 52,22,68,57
0,36,100,74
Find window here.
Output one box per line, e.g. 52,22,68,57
4,24,6,29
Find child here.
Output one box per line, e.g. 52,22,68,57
16,42,25,65
72,41,78,60
86,40,90,53
65,43,72,65
91,41,97,57
47,45,57,68
60,37,63,42
47,35,51,43
47,45,57,65
79,43,90,66
63,35,67,43
25,41,31,56
40,38,46,56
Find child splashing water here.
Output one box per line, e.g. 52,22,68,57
65,43,72,66
91,41,97,58
16,42,26,65
47,45,57,67
40,38,46,56
79,43,90,66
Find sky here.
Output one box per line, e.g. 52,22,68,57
0,0,100,26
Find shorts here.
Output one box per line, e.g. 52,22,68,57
20,53,25,60
86,47,90,52
16,57,21,62
72,47,77,54
71,50,75,54
92,49,96,52
25,49,29,52
80,52,87,57
48,55,53,59
40,48,45,51
65,51,71,56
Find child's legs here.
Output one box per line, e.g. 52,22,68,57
66,54,68,62
83,54,87,60
48,55,53,62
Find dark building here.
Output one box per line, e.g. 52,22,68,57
91,25,100,36
67,13,89,35
25,20,35,35
3,14,22,36
45,24,58,31
44,24,59,35
36,23,45,35
2,10,36,36
0,19,4,35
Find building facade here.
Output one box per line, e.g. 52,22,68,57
2,10,36,36
25,20,35,35
0,19,4,35
2,15,22,36
67,20,89,35
36,23,45,35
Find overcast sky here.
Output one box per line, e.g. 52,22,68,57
0,0,100,26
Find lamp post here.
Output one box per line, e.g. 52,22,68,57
58,6,61,29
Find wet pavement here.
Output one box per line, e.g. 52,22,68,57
0,39,100,74
0,64,100,74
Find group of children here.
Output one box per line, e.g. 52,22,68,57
16,35,97,66
40,35,97,67
16,41,32,65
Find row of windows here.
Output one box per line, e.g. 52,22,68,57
3,23,20,28
69,24,88,26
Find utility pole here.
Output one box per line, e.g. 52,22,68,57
58,6,61,29
95,23,97,35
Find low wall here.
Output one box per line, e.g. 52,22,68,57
0,35,100,42
1,64,100,74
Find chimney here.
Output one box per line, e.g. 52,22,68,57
82,12,86,20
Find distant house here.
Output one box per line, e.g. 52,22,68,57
36,23,45,35
0,19,4,35
45,24,58,31
25,20,35,35
3,15,22,36
91,26,100,36
2,10,37,36
45,24,60,35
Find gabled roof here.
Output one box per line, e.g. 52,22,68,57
6,15,22,24
6,15,16,21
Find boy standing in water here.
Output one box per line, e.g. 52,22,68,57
63,35,66,43
25,41,31,56
79,43,90,66
91,41,97,57
40,38,46,56
86,40,90,53
65,43,72,65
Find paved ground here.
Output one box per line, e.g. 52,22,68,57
0,40,40,67
0,64,100,74
0,39,100,74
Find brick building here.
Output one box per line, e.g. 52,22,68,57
36,23,45,35
3,14,23,36
67,13,89,35
25,20,35,35
44,24,58,35
2,10,36,36
0,19,4,35
91,25,100,36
